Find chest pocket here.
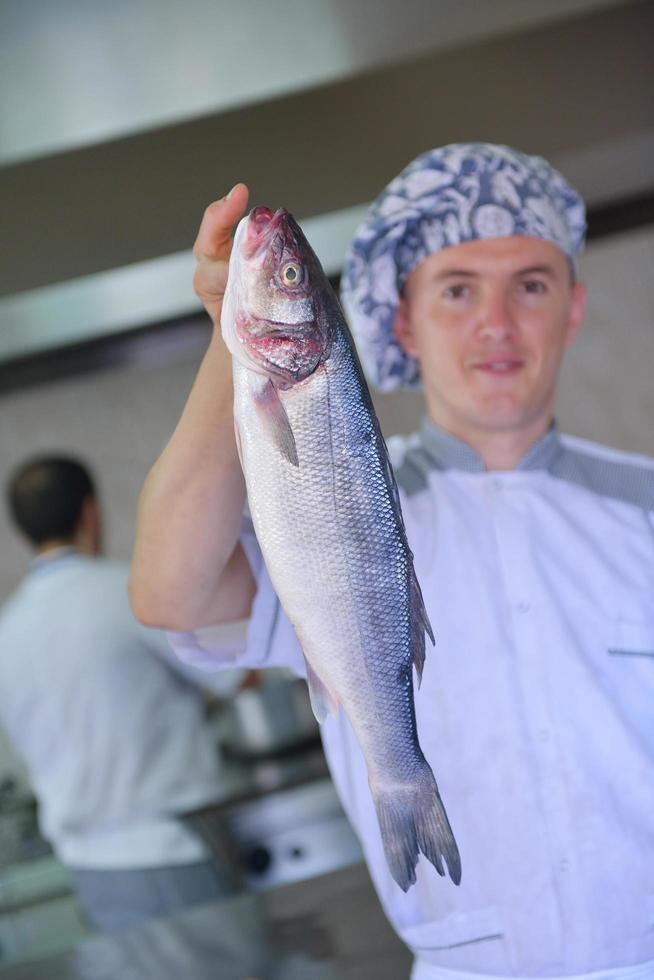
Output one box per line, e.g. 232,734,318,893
401,905,509,972
608,614,654,659
603,602,654,752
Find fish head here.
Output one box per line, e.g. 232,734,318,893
222,206,333,386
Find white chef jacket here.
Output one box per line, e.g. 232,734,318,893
0,552,246,869
169,421,654,978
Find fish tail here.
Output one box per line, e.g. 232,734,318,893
373,766,461,892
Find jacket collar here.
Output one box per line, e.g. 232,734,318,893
418,417,562,473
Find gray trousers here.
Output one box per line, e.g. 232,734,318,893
69,859,232,933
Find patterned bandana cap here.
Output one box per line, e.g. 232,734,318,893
340,143,587,391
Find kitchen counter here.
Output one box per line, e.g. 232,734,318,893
0,862,413,979
0,727,362,958
0,739,330,873
0,739,346,966
210,737,329,810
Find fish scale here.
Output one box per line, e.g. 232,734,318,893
238,351,407,772
223,205,461,891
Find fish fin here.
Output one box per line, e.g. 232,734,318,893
304,659,339,724
379,429,434,684
253,378,299,467
381,440,405,530
373,764,461,892
410,570,435,687
233,419,245,471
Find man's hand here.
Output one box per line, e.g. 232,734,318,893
193,183,250,328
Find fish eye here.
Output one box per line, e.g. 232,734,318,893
281,262,304,287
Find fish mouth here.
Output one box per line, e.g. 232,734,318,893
245,206,290,257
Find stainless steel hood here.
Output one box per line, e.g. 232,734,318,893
1,0,625,165
0,0,652,366
0,203,368,362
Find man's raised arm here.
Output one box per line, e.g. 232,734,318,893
130,185,255,631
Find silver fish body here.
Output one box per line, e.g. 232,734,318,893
222,207,461,890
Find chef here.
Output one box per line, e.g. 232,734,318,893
0,454,248,932
130,144,654,978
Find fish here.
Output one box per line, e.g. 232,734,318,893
221,205,461,891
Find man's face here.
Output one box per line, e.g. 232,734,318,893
394,236,587,442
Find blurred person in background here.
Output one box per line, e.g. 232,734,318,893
0,455,249,933
130,145,654,978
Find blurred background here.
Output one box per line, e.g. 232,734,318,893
2,0,654,589
2,0,653,591
0,0,652,973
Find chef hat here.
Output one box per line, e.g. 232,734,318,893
340,142,586,391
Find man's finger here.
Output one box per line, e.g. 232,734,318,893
193,183,250,261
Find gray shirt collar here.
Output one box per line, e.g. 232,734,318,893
418,417,562,473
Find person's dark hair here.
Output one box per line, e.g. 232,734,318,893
7,456,96,547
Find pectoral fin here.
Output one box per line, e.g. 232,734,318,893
253,378,299,467
233,419,244,470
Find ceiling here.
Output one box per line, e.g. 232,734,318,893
1,0,652,363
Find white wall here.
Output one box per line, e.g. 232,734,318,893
2,0,623,164
557,225,654,451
